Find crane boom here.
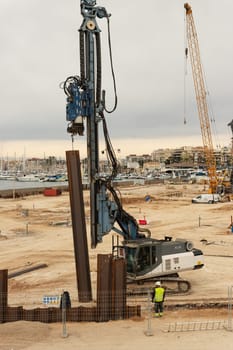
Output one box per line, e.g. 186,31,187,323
184,3,218,193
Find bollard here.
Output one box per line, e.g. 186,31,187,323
61,293,68,338
227,285,233,331
145,290,153,336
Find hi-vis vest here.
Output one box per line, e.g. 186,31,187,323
153,287,165,302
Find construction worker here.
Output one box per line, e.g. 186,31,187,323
151,281,166,317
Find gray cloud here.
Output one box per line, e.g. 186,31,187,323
0,0,233,150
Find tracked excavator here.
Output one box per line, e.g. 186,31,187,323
63,0,204,294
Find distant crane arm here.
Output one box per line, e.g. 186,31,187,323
184,3,218,193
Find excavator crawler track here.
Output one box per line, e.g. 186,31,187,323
127,277,191,297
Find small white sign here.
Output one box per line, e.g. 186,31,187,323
43,295,60,305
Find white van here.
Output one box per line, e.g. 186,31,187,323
192,194,221,204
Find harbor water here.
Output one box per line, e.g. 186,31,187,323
0,180,68,192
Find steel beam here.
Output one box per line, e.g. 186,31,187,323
66,150,92,302
8,264,48,279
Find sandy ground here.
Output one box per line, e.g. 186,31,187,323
1,182,233,349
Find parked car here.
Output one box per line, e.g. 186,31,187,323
192,193,221,204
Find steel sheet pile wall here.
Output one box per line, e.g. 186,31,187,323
0,269,8,323
96,254,140,321
111,258,127,320
97,254,112,321
1,258,141,323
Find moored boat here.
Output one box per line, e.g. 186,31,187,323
16,174,41,182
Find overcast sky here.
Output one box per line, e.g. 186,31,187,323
1,0,233,158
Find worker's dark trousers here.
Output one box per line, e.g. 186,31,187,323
154,301,163,315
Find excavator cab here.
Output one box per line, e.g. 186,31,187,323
123,239,162,278
122,237,204,285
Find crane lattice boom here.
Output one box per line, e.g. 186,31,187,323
184,3,217,193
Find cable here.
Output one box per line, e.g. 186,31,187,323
100,111,119,179
96,32,102,107
71,134,74,150
202,69,221,149
184,13,188,125
103,17,118,113
63,76,82,97
97,109,147,238
99,111,150,239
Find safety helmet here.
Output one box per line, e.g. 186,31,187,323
155,281,161,286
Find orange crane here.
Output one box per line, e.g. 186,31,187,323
184,3,218,194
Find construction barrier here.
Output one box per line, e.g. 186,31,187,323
3,304,140,323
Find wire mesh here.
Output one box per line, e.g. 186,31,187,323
165,320,226,332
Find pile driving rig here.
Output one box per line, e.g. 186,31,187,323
63,0,204,293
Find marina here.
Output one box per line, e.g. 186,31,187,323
0,179,68,191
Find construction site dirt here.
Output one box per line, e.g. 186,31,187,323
1,182,233,349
